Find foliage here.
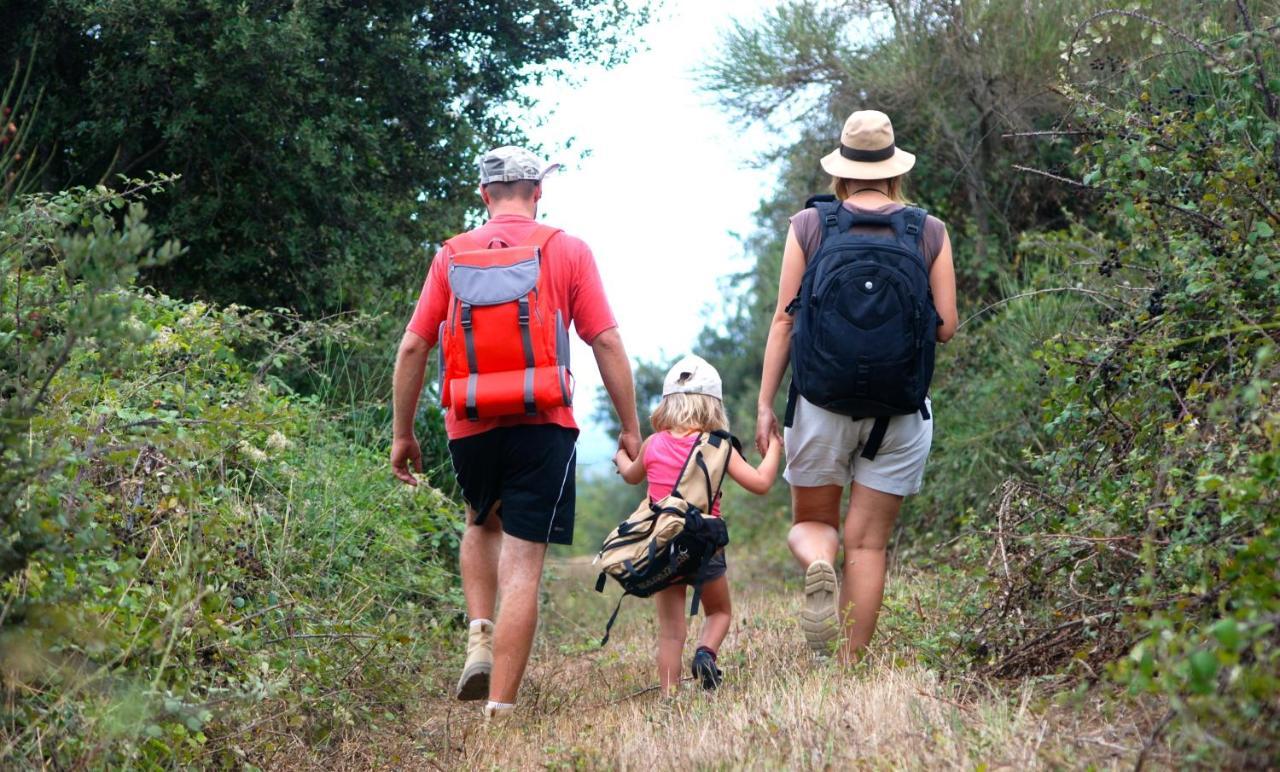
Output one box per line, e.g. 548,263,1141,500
928,3,1280,763
1,0,650,315
900,277,1089,539
0,179,464,766
700,0,1279,761
682,0,1122,536
703,0,1108,298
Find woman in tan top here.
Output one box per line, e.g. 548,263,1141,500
754,110,959,664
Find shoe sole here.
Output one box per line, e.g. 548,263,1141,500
802,560,839,653
456,662,491,701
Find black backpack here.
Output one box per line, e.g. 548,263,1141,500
593,431,736,646
784,196,937,459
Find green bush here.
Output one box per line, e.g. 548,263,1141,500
928,6,1280,763
1,179,463,766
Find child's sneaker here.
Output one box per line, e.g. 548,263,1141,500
691,646,723,690
802,560,839,653
456,620,493,701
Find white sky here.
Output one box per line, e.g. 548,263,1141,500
518,0,784,470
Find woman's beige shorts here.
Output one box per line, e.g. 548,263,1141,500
783,395,933,496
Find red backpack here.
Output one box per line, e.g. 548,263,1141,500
437,224,574,421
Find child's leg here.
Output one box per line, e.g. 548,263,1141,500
655,585,688,693
693,576,731,654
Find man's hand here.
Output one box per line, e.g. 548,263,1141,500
618,428,642,460
391,435,423,486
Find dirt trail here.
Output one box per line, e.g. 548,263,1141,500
312,556,1165,770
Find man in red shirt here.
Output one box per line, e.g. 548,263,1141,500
390,146,640,719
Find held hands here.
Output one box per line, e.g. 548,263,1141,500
617,428,641,461
390,434,423,486
755,405,780,456
765,425,783,456
612,447,632,474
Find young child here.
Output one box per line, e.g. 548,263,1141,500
613,355,782,693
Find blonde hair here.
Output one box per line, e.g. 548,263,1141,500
650,392,729,434
832,174,906,203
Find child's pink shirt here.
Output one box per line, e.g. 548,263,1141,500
643,431,722,517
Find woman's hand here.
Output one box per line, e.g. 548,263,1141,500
755,405,778,456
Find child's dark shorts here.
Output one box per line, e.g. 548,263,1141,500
686,547,727,584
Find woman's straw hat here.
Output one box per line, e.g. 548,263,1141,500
820,110,915,180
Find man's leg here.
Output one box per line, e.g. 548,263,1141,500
456,503,504,700
460,503,503,620
488,533,548,704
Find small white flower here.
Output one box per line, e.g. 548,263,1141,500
238,441,268,464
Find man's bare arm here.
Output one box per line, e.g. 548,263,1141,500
390,330,430,485
591,327,641,458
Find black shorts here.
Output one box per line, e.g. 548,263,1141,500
685,548,727,585
448,424,578,545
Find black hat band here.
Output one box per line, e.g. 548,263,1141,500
839,144,895,162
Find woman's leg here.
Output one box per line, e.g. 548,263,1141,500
693,576,731,653
791,485,844,651
787,484,843,568
655,585,688,693
838,482,904,663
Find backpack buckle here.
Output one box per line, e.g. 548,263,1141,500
517,298,530,326
904,210,922,236
459,304,473,329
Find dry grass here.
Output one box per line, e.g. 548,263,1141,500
399,573,1162,772
295,555,1172,770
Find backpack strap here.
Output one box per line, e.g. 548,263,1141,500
528,223,561,254
444,223,560,256
443,230,481,255
815,199,845,245
599,593,625,646
689,431,738,512
861,416,891,461
784,378,799,428
898,207,928,268
668,433,704,501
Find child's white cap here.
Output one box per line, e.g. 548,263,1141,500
662,355,722,401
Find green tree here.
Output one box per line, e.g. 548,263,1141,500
1,0,647,315
685,0,1130,525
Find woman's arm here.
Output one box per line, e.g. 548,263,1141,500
726,433,783,495
931,229,958,342
613,436,651,485
755,225,808,454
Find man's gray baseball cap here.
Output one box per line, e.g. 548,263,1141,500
478,146,561,185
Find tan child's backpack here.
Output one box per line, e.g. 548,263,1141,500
593,430,738,645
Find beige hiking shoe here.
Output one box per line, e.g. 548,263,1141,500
802,560,839,654
455,620,493,701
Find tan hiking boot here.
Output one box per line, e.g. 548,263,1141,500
802,560,839,654
455,620,493,701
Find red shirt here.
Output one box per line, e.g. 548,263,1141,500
406,213,616,440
